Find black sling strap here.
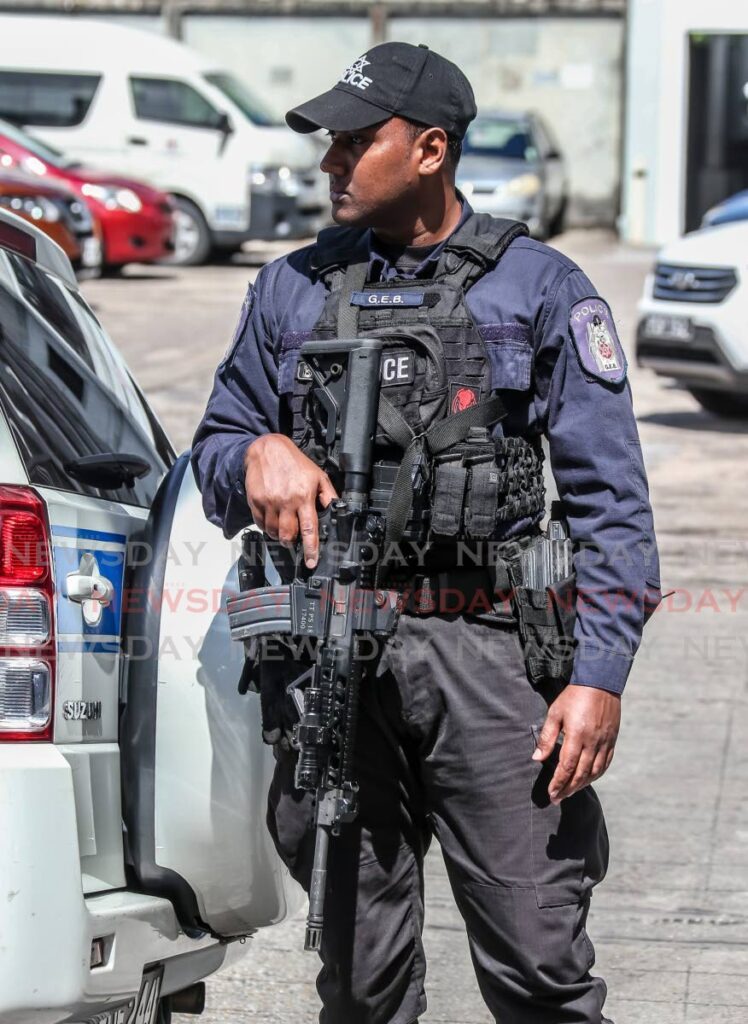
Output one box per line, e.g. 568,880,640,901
379,393,507,554
336,259,368,337
310,225,371,337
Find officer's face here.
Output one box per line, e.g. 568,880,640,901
320,117,446,233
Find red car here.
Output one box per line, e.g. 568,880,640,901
0,170,102,271
0,118,174,273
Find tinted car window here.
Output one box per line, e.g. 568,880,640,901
130,77,222,129
0,251,171,506
9,254,92,368
203,72,280,127
0,72,101,128
463,119,536,161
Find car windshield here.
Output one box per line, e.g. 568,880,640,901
203,72,281,127
463,119,536,161
0,117,67,166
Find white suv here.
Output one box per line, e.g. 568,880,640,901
636,221,748,417
0,208,300,1024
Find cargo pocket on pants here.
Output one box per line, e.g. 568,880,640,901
529,725,609,910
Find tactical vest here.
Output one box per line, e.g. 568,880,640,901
284,213,546,549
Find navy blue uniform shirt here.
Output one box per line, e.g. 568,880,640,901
192,201,661,694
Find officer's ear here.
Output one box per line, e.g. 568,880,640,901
416,127,449,178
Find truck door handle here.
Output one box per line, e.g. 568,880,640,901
66,572,114,606
127,136,148,146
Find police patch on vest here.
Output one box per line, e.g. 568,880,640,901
298,350,415,386
350,290,425,308
569,297,627,385
450,383,479,414
381,350,415,386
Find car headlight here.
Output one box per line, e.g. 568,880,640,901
21,156,47,177
81,183,143,213
249,165,301,198
505,173,542,198
0,194,60,223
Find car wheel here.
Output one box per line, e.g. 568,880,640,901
689,388,748,418
532,212,550,241
548,197,568,238
164,197,212,266
99,263,126,278
211,244,243,264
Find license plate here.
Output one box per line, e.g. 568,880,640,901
643,313,694,341
85,966,163,1024
81,236,102,268
213,205,248,228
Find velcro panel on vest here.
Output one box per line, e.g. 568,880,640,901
430,455,468,536
465,459,500,538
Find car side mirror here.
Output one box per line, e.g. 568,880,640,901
216,111,234,155
65,452,151,489
216,111,234,136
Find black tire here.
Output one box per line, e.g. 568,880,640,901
211,244,243,264
688,388,748,419
99,263,126,278
548,196,568,238
533,212,550,242
163,196,212,266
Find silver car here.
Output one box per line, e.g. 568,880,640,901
457,111,568,239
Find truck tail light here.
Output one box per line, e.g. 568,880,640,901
0,487,55,741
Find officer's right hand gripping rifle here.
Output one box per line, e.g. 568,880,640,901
226,339,401,952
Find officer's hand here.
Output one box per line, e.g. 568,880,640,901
244,434,338,568
532,685,621,804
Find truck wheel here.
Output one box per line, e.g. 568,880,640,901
689,387,748,418
165,197,212,266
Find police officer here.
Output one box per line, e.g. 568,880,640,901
193,42,660,1024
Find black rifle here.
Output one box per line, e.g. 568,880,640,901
226,338,401,951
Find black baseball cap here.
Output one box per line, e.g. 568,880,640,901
286,42,477,139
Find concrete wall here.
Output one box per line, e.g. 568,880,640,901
623,0,748,246
181,13,624,225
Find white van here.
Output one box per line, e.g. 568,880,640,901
0,15,329,264
0,207,302,1023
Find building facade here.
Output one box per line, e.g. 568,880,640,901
0,0,627,226
623,0,748,245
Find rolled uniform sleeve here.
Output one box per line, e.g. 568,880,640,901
191,265,280,537
535,269,661,694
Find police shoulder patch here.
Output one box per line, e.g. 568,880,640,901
568,296,627,385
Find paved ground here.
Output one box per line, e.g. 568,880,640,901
82,231,748,1023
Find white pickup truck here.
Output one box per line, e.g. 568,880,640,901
0,207,300,1023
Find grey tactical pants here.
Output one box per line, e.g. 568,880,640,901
267,610,612,1024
